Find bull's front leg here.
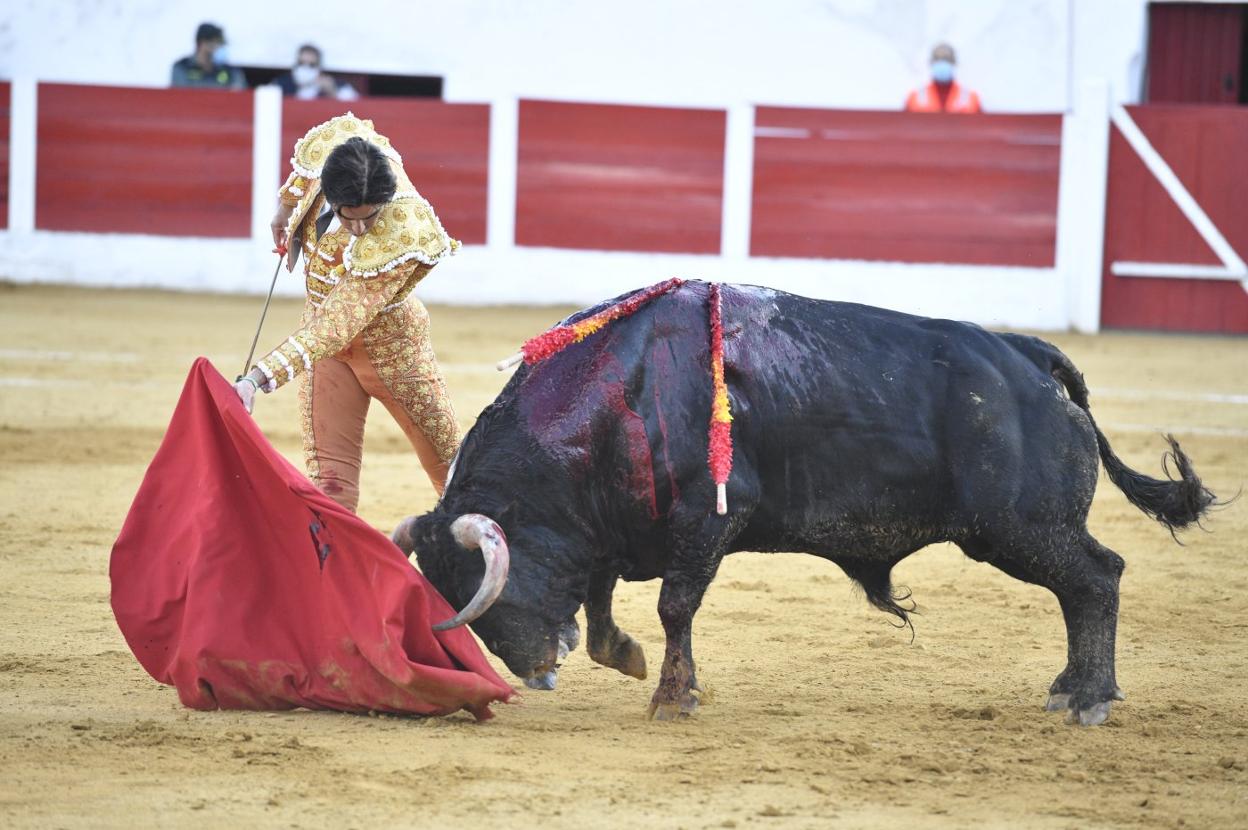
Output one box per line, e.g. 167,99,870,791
523,617,581,691
585,564,647,680
649,562,716,721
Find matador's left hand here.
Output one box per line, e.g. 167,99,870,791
234,376,259,414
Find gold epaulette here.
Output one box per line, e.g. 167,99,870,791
343,192,461,277
290,112,401,179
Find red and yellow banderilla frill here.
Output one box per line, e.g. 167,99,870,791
498,278,735,515
707,283,733,515
495,278,687,368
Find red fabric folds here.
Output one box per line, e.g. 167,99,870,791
110,358,513,719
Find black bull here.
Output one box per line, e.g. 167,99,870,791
393,281,1215,725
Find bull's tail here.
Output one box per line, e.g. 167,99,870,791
1004,334,1216,534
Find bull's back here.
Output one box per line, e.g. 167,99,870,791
723,285,967,454
714,285,1074,547
508,281,1081,552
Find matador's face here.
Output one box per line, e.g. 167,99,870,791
332,203,383,237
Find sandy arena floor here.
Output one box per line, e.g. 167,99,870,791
0,283,1245,829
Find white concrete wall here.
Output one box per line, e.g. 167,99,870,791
0,230,1068,329
0,0,1150,111
1069,0,1152,107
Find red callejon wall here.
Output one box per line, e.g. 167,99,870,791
0,81,9,229
516,100,726,254
36,84,252,237
751,108,1062,266
1100,105,1248,333
281,99,490,245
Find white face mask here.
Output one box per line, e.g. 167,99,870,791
292,64,319,86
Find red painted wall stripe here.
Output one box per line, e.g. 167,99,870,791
751,107,1061,267
516,100,725,254
0,82,9,230
36,83,252,237
281,99,490,245
1100,105,1248,334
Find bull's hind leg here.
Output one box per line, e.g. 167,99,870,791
1043,535,1127,724
585,564,647,680
974,530,1125,726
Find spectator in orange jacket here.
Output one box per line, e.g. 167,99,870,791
905,43,982,114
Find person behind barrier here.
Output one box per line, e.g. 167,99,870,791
904,42,982,114
234,114,461,512
170,22,246,91
273,44,359,101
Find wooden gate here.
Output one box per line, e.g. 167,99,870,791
1100,104,1248,333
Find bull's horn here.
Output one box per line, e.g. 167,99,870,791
391,516,417,553
432,514,510,631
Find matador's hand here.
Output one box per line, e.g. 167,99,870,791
234,376,259,414
271,201,295,251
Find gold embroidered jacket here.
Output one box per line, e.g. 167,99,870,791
255,114,460,392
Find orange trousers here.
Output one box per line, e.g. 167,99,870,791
297,332,457,513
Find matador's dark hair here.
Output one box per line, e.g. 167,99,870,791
321,137,397,207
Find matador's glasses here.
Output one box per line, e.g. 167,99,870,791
331,204,382,222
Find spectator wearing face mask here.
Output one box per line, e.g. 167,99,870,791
171,22,246,90
275,45,360,101
904,42,981,113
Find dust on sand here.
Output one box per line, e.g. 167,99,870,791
1,284,1245,829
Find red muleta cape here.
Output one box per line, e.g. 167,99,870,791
110,358,513,719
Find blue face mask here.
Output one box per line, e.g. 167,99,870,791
212,44,230,66
930,59,955,84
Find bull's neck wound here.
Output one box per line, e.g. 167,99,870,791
511,279,734,515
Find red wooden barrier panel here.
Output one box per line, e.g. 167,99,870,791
0,82,9,229
36,84,252,237
751,108,1061,266
516,100,726,254
281,99,490,245
1100,105,1248,333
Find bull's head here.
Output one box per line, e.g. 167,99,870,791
393,512,577,683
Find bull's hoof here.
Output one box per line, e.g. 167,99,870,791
616,636,648,680
590,631,647,680
1045,690,1120,726
524,670,558,691
557,619,580,656
1044,692,1071,712
648,692,698,721
1068,701,1113,727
